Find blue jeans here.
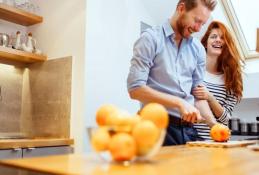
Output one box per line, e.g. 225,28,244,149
163,124,199,146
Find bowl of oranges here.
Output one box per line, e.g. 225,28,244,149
87,103,169,164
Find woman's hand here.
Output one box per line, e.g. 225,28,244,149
192,85,212,101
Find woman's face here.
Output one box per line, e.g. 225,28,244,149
206,28,225,57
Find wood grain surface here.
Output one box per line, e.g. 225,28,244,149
1,145,259,175
186,140,257,148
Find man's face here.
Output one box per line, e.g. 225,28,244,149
176,3,211,38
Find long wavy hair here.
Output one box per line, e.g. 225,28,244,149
201,21,244,101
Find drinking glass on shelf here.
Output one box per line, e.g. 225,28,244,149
14,0,40,15
34,4,40,15
14,0,27,11
4,0,14,6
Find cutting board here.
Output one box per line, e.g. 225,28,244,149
187,140,257,148
247,144,259,151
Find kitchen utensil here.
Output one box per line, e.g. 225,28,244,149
187,140,257,148
240,122,249,135
14,31,22,50
21,32,36,53
0,33,10,47
229,118,240,135
250,122,259,136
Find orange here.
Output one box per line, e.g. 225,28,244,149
115,113,142,132
104,109,131,126
106,110,142,133
109,133,137,161
96,104,118,126
128,114,142,128
210,123,231,142
91,128,111,152
140,103,169,129
132,120,160,156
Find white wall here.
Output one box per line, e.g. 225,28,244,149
84,0,166,152
232,98,259,122
231,72,259,121
28,0,86,153
140,0,177,25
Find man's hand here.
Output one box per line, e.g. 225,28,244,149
192,85,212,101
179,102,202,123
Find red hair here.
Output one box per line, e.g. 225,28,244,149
201,21,244,101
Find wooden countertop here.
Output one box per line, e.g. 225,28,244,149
0,138,74,149
1,145,259,175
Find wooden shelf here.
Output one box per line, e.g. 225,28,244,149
0,46,46,63
0,3,42,26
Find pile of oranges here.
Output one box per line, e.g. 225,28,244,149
90,103,169,162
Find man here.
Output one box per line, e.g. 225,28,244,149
127,0,217,145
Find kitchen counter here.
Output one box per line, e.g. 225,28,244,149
0,138,74,149
230,135,259,141
0,145,259,175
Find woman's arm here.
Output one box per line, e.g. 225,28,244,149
207,93,224,118
194,100,217,127
212,94,238,125
193,85,238,125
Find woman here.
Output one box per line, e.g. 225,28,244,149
193,21,244,140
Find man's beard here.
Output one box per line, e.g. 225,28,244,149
176,14,189,38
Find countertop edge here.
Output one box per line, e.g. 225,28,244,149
0,138,74,149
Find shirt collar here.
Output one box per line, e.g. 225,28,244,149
162,20,175,38
162,19,194,42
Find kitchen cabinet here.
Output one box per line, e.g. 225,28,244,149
0,3,47,63
0,148,22,159
0,166,19,175
0,146,73,160
22,146,73,158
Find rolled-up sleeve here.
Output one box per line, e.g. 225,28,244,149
192,44,206,89
127,31,156,91
217,94,238,125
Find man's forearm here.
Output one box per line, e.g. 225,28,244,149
129,85,184,110
129,86,202,123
